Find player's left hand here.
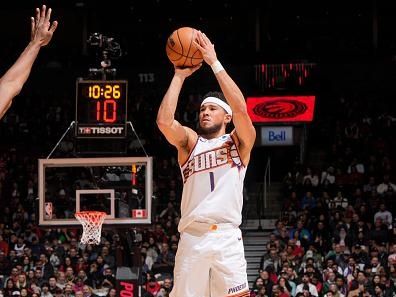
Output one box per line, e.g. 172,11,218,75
194,31,218,65
31,5,58,46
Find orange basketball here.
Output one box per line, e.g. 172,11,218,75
166,27,203,68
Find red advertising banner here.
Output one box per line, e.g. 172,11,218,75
247,96,316,123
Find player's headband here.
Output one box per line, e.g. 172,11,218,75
201,97,232,116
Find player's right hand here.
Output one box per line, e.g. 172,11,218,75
174,64,202,78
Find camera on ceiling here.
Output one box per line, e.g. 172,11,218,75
86,33,122,79
87,33,122,61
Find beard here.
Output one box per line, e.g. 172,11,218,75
197,122,223,137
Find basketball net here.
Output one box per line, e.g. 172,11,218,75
75,211,106,245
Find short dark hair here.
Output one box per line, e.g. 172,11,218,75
202,91,226,103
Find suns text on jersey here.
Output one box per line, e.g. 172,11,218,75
183,146,230,180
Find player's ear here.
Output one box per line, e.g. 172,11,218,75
224,114,232,124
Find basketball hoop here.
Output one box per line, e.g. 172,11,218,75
75,211,106,245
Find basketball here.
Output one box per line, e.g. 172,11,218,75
166,27,203,68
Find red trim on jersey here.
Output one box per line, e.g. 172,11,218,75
230,132,246,168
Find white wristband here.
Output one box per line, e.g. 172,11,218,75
210,60,225,74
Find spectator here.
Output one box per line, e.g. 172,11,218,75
55,272,67,290
323,271,338,296
19,288,29,297
161,277,173,294
72,278,84,294
40,283,53,297
48,277,58,294
13,237,25,257
373,203,393,230
253,287,269,297
326,283,345,297
335,276,348,296
21,256,33,273
3,279,16,297
64,267,74,283
15,274,28,290
53,288,64,297
152,243,175,274
105,288,116,297
321,167,336,186
303,168,319,187
250,277,265,297
82,285,98,297
101,268,115,289
39,254,54,281
289,221,311,248
310,274,323,296
376,175,396,196
260,245,280,272
7,267,20,284
159,202,179,219
100,247,115,270
277,277,292,297
295,273,319,297
301,192,317,210
63,284,74,297
333,192,349,210
86,263,101,290
59,258,73,273
272,284,288,297
144,273,161,297
347,158,365,175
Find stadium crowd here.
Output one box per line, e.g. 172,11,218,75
253,93,396,297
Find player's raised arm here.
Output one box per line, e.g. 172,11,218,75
156,66,200,163
194,31,256,165
0,5,58,119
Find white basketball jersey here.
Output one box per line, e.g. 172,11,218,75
178,133,246,232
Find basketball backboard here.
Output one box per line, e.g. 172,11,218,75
38,157,152,226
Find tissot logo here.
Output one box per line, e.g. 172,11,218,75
253,99,307,119
78,127,124,135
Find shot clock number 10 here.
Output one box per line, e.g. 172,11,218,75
75,80,128,138
89,85,120,122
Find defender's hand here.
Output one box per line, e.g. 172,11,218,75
31,5,58,46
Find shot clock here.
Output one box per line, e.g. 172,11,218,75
75,80,127,138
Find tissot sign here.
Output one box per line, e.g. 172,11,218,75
247,96,315,123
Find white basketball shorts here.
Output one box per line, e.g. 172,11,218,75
170,221,249,297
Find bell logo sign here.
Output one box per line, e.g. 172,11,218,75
268,130,286,141
261,127,293,146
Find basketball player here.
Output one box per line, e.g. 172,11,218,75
157,31,256,297
0,5,58,119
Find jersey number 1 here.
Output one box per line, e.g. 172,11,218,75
209,172,215,192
